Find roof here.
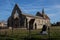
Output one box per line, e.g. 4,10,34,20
44,14,50,20
11,4,50,20
22,13,43,19
36,12,43,17
36,11,50,20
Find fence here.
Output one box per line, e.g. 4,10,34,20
0,26,60,40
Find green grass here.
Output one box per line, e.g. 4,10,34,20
0,26,60,40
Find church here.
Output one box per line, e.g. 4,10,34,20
7,4,50,29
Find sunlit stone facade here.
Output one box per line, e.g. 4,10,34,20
7,4,50,29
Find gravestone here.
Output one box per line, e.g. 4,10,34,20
40,25,48,35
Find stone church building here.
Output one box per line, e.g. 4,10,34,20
7,4,50,29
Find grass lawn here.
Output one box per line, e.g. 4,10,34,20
0,26,60,40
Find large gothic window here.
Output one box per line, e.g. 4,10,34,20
13,10,20,28
14,10,19,19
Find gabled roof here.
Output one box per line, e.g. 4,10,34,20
36,12,43,17
36,11,50,20
44,14,50,20
11,4,22,16
10,4,50,20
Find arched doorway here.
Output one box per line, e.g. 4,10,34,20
29,19,35,30
14,18,20,28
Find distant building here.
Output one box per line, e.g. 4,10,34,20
0,21,7,27
7,4,50,29
56,22,60,26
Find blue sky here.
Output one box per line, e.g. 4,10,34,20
0,0,60,23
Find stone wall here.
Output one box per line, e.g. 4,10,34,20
26,16,50,29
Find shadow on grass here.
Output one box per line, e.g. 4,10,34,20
0,35,60,40
0,37,14,40
24,38,48,40
24,37,60,40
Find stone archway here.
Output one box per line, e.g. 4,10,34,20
13,18,20,28
29,19,35,30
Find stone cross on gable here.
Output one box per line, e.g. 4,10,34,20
14,10,19,19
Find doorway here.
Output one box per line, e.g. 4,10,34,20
29,19,35,30
14,18,19,28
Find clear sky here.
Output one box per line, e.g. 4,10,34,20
0,0,60,23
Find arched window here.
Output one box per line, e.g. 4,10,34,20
14,11,19,19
